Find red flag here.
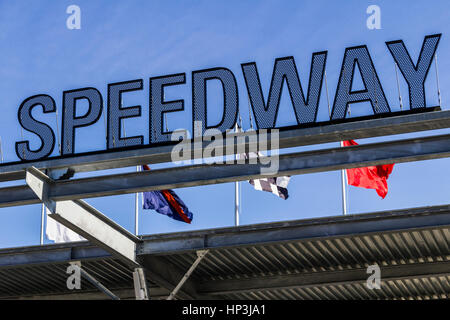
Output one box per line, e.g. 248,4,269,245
342,140,394,199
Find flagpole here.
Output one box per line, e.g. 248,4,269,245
435,53,442,107
340,141,348,215
394,62,403,110
234,123,240,226
41,108,61,245
120,104,140,235
40,203,45,245
325,71,348,216
0,136,3,163
135,166,139,235
235,180,239,226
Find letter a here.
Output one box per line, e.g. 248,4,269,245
366,5,381,30
66,264,81,290
66,5,81,30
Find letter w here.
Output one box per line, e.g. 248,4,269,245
241,53,327,129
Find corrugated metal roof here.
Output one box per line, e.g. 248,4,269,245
0,258,131,298
168,228,450,277
158,227,450,299
219,275,450,300
0,205,449,300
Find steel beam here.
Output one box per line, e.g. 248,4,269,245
46,201,139,266
197,260,450,295
25,167,140,267
133,267,149,300
70,262,120,300
137,204,450,255
2,205,449,262
0,133,449,208
10,289,138,300
0,108,447,182
167,249,209,300
0,242,111,268
138,255,206,300
1,204,449,300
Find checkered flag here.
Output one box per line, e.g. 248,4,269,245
242,152,290,200
249,176,290,200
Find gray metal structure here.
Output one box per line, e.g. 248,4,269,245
0,108,448,182
0,204,449,299
1,132,450,208
0,109,449,299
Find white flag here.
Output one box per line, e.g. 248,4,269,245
46,208,85,243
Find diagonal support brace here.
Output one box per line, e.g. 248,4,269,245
133,267,150,300
69,261,120,300
167,249,209,300
26,166,140,267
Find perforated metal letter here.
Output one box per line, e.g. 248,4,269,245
107,80,143,149
331,46,390,120
386,34,441,109
62,88,103,155
150,73,185,143
192,68,238,136
242,54,327,129
16,95,56,161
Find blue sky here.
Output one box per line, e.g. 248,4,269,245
0,0,449,248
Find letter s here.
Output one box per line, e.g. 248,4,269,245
16,95,56,161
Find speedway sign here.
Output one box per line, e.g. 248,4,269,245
11,34,441,163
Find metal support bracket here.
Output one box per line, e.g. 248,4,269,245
167,249,209,300
69,261,120,300
26,166,140,267
133,267,150,300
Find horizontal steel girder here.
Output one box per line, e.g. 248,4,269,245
137,204,450,255
0,108,447,182
197,260,450,295
0,133,449,208
25,167,140,267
